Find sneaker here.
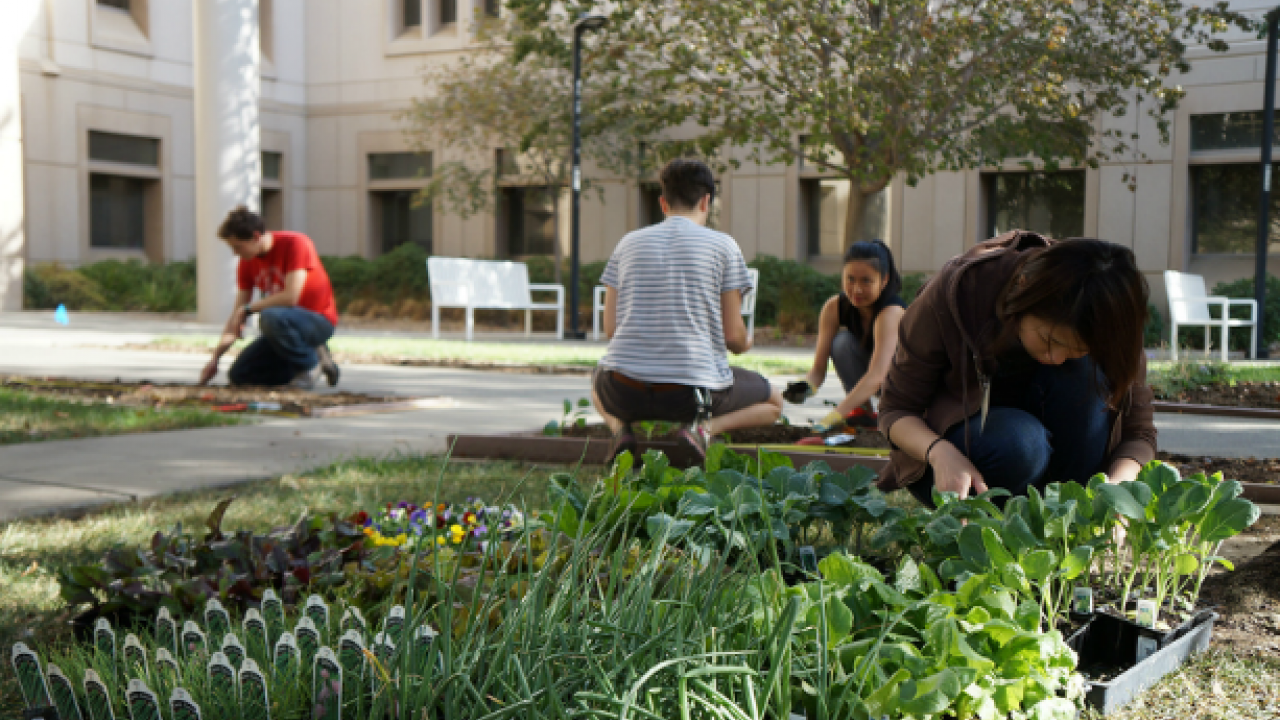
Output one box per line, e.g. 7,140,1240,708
608,426,639,465
289,365,319,390
676,422,711,464
317,344,340,387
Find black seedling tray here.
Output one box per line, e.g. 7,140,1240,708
1067,610,1217,715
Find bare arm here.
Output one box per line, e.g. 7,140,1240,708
604,286,618,339
804,297,841,390
200,288,253,385
722,289,751,354
252,269,308,311
835,305,905,415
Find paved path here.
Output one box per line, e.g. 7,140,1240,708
2,313,1278,521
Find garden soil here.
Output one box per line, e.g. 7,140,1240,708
1,375,412,416
1201,516,1280,656
1158,452,1280,485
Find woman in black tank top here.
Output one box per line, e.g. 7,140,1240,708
782,240,907,432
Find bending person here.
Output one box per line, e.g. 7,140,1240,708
593,158,784,464
199,206,341,389
877,232,1156,506
782,240,906,432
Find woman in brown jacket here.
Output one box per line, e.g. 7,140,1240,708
877,232,1157,505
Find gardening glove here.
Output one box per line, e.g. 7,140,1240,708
812,409,847,434
783,380,815,404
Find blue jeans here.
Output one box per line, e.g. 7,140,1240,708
228,307,334,387
908,357,1112,506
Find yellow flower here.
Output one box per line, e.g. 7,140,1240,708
436,536,446,546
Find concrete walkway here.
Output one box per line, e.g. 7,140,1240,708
2,313,1278,521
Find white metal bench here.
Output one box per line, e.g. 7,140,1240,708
592,267,759,341
1164,269,1258,361
427,257,564,341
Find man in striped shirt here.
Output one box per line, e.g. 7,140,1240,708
592,158,784,463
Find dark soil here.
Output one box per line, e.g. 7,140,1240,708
1158,452,1280,486
0,375,411,416
1155,381,1280,410
1201,534,1280,655
561,422,892,449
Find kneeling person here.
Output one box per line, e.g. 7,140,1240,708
593,158,784,462
199,206,341,389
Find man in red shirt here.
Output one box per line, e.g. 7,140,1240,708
199,206,341,389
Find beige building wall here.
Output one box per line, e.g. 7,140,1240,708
8,0,1280,317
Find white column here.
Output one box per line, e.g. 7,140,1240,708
194,0,261,323
0,2,40,311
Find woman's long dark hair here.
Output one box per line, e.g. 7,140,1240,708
843,239,902,348
994,239,1148,408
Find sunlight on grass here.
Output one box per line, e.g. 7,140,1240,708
0,388,242,445
1094,648,1280,720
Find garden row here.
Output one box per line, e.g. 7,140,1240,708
11,447,1261,719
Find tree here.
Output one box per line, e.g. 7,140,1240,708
507,0,1253,243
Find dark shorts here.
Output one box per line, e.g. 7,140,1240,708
592,367,772,424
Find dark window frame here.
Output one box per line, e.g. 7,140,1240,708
88,131,160,167
89,173,149,250
982,170,1086,240
403,0,421,29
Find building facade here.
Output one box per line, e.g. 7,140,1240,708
5,0,1280,318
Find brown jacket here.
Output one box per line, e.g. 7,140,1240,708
876,231,1158,491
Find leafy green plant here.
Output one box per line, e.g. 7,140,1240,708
542,397,591,436
58,498,370,620
1148,360,1234,399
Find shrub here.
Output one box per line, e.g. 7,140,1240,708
23,263,108,310
77,259,196,312
1144,302,1166,349
748,255,842,327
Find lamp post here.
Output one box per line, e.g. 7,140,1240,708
567,13,607,340
1254,8,1278,359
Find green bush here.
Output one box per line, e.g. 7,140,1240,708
23,263,109,311
76,259,196,312
748,255,842,327
1144,302,1165,349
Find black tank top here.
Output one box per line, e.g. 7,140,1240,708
837,293,906,353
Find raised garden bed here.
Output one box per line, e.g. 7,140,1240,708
447,430,889,474
0,375,446,418
1155,381,1280,410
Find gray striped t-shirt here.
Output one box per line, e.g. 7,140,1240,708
599,216,753,390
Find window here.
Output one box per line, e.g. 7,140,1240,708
484,0,501,18
640,183,663,227
501,187,558,256
87,130,161,253
1190,164,1280,255
369,152,431,180
373,191,433,254
403,0,422,29
439,0,457,25
1191,112,1280,153
90,175,147,249
98,0,130,9
262,152,283,182
799,179,889,256
368,151,432,256
260,0,275,63
89,131,159,166
983,171,1084,240
262,151,284,231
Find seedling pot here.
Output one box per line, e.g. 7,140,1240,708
1067,610,1218,715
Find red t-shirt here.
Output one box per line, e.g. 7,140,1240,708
236,231,339,326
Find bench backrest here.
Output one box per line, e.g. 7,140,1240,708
427,257,533,308
1164,270,1214,323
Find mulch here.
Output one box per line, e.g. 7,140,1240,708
1158,452,1280,486
1201,519,1280,655
0,375,412,416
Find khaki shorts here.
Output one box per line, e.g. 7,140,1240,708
592,367,772,425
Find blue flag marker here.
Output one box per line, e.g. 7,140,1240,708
54,304,69,326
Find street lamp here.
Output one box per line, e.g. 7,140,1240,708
1253,8,1278,359
567,13,607,340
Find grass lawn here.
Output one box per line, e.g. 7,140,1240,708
144,334,816,376
0,387,242,445
2,452,1275,718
